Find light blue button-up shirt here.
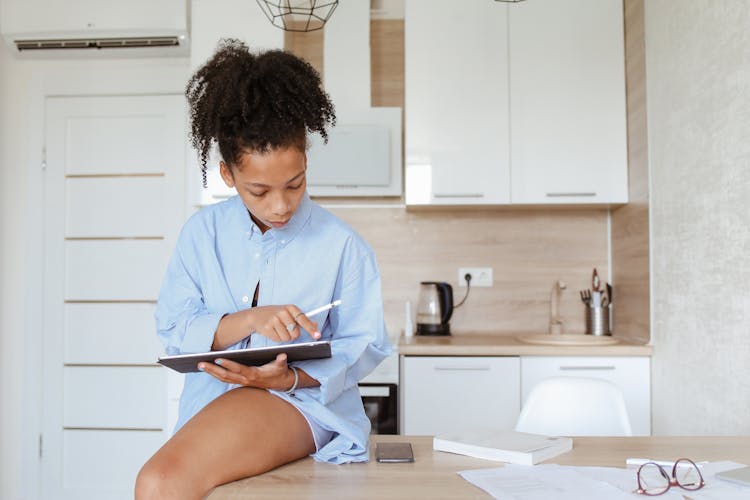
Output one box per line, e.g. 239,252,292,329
155,193,391,463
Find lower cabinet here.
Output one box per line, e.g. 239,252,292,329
521,356,651,436
399,356,520,436
400,355,651,436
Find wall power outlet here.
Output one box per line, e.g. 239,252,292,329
458,267,493,287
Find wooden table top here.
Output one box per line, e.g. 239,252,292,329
208,435,750,499
398,333,653,356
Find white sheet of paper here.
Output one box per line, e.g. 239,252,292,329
458,462,750,500
459,465,642,500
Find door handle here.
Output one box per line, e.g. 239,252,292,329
558,366,616,371
545,192,597,198
434,366,491,371
433,193,485,198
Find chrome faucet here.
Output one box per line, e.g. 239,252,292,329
549,280,567,335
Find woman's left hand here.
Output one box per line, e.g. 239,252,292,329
197,353,293,390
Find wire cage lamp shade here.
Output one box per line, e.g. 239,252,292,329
256,0,339,32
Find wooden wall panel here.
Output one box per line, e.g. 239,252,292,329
284,26,324,77
330,206,609,337
371,19,404,108
611,0,650,343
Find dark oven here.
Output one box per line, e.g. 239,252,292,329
359,383,398,435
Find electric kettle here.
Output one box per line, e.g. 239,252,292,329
416,281,454,335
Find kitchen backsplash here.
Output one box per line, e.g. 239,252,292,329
327,205,609,339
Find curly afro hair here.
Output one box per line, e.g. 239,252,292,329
186,39,336,187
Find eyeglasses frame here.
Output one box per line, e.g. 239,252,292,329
635,458,706,496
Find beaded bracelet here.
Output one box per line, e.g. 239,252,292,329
283,366,299,395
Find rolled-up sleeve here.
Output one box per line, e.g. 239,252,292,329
155,228,223,355
295,251,391,405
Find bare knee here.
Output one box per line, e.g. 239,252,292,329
134,459,172,500
135,452,203,500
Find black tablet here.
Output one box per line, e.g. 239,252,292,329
157,340,331,373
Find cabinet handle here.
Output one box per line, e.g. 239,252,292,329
433,193,485,198
434,366,491,371
545,192,597,198
558,366,615,371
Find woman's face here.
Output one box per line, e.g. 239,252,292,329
220,146,307,232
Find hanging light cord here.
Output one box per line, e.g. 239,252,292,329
454,274,472,308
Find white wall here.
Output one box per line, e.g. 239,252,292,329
646,0,750,434
1,43,34,500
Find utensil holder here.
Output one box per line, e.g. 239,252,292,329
585,305,611,336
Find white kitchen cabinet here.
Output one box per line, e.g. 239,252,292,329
520,356,650,435
404,0,627,206
404,0,511,205
508,0,627,204
400,356,520,435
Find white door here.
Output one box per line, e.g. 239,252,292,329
42,95,186,499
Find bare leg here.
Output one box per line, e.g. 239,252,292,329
135,387,315,500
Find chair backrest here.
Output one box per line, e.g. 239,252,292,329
515,376,633,436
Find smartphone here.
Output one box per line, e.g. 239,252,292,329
375,442,415,463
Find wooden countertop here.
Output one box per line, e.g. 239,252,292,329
398,333,652,356
209,435,750,499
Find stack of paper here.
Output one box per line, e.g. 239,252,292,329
458,461,750,499
433,430,573,465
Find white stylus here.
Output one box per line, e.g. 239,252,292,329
302,299,342,318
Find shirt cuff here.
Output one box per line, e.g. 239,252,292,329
181,312,224,353
296,357,347,405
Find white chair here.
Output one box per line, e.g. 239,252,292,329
515,376,633,436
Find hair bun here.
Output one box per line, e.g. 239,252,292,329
186,39,335,187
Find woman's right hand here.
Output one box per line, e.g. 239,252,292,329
246,305,320,342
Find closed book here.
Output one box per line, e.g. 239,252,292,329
433,430,573,465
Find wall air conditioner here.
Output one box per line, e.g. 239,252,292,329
0,0,189,56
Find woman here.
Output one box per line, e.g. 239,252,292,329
135,39,391,499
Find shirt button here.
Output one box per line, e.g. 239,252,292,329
281,239,286,245
241,295,249,303
254,253,260,259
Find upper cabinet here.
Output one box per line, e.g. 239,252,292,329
405,0,628,206
509,0,627,204
404,0,510,205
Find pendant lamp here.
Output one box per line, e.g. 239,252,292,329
256,0,339,32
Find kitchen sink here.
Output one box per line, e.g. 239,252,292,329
516,334,620,346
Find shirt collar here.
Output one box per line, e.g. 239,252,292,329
234,193,312,244
272,192,312,245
